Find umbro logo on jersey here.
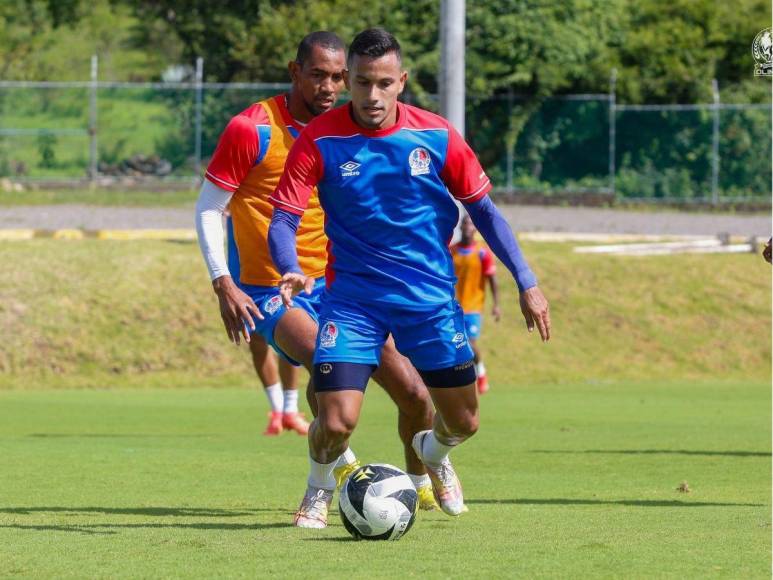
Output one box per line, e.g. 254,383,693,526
340,160,361,177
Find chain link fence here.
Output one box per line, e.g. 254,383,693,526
0,62,769,203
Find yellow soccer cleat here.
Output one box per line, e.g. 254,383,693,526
417,483,440,511
333,459,362,491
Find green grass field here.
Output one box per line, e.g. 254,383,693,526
0,239,770,577
0,382,769,578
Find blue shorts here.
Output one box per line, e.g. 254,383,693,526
237,277,325,366
313,293,475,372
464,313,482,340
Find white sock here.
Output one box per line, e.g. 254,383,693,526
283,389,299,413
408,473,431,489
334,447,357,469
264,382,283,412
308,456,337,490
421,430,456,468
477,361,486,377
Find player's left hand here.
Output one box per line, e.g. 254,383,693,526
278,272,314,308
519,286,551,342
492,304,502,322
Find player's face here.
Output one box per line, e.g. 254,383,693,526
290,45,346,117
461,218,476,242
346,52,407,130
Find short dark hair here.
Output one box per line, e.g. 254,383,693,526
295,31,345,66
347,28,401,65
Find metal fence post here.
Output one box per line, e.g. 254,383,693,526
608,68,617,197
194,57,204,179
711,78,720,205
89,54,98,182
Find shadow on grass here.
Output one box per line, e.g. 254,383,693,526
467,498,764,507
531,449,771,458
301,536,357,543
0,522,293,535
0,506,290,517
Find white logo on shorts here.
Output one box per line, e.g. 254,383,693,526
263,295,283,315
320,322,339,348
319,363,333,374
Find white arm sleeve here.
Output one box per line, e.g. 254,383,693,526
195,179,234,281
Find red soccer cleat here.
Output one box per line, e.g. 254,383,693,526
477,374,489,395
282,411,310,435
263,411,284,436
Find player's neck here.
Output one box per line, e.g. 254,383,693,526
350,102,400,131
286,91,314,125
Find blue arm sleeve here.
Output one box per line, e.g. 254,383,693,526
465,196,537,292
268,208,303,275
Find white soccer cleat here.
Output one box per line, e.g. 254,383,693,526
294,487,334,529
412,430,467,516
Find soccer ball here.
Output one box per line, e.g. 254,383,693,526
339,463,418,541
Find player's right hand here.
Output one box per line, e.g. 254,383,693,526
519,286,551,342
212,275,263,345
278,272,314,308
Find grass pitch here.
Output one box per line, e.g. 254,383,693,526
0,382,770,578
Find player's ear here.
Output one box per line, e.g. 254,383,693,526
398,70,408,95
288,61,300,83
343,69,351,90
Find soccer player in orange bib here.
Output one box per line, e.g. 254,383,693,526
195,31,438,516
451,215,501,395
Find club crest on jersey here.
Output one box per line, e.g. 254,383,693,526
408,147,431,176
320,321,339,348
263,295,283,315
340,160,361,177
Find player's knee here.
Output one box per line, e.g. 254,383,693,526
319,414,356,441
447,412,479,439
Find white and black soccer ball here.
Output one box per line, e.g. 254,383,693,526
339,463,418,541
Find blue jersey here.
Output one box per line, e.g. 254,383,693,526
270,102,492,308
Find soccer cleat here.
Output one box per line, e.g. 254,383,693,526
477,374,490,395
412,430,466,516
282,412,310,436
417,482,440,511
263,411,283,436
294,486,334,529
333,458,362,491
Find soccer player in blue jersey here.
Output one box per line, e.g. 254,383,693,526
269,28,551,528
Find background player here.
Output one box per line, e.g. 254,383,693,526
451,215,501,395
269,28,551,527
196,31,438,514
226,215,304,435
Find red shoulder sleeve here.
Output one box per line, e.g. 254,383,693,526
440,124,492,204
268,129,324,215
205,107,265,191
480,246,496,276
